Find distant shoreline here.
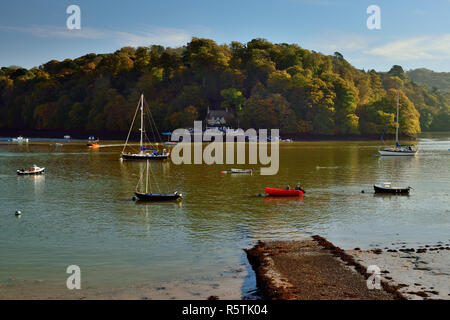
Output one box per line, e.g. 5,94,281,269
0,128,420,142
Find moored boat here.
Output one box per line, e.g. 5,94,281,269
133,160,182,202
135,191,182,201
378,92,417,156
378,146,417,156
123,151,169,160
87,138,100,148
265,187,304,197
11,136,29,143
373,182,411,194
17,165,45,175
230,168,253,173
121,94,170,161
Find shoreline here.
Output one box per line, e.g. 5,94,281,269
0,262,257,300
245,235,450,300
0,128,419,142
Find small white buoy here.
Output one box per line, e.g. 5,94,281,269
15,210,21,216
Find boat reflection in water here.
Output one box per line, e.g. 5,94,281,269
264,194,304,203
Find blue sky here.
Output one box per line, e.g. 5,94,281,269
0,0,449,71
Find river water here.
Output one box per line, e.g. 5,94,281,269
0,133,449,299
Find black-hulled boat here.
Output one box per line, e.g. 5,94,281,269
122,150,169,160
133,160,182,202
135,191,182,201
121,94,170,161
374,183,411,194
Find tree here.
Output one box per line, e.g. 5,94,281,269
220,88,245,112
388,65,406,79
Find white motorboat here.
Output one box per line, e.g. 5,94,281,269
17,165,45,175
11,136,29,143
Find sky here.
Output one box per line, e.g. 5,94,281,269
0,0,449,72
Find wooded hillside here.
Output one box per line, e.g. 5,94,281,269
1,38,448,136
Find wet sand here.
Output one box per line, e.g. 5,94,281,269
0,262,257,300
245,236,409,300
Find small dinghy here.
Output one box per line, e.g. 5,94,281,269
230,168,253,173
373,182,411,194
87,140,100,149
265,186,304,197
135,191,182,201
17,165,45,175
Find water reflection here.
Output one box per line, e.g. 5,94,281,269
1,136,449,296
264,195,304,203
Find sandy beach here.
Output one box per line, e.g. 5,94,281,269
350,246,450,300
0,262,256,300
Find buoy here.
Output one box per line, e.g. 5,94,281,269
15,210,21,216
361,190,365,193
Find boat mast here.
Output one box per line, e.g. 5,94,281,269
145,160,149,193
140,94,144,154
395,92,399,145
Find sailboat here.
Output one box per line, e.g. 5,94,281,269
121,94,170,160
378,93,417,156
134,160,182,201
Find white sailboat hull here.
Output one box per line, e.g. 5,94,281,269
378,149,417,156
378,92,418,157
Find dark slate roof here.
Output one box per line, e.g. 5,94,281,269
206,109,235,119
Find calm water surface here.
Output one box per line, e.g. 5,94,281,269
0,133,449,298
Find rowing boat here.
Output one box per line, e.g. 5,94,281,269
264,187,303,197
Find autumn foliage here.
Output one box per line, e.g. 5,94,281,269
0,38,448,136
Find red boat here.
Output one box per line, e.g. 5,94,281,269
264,187,304,197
